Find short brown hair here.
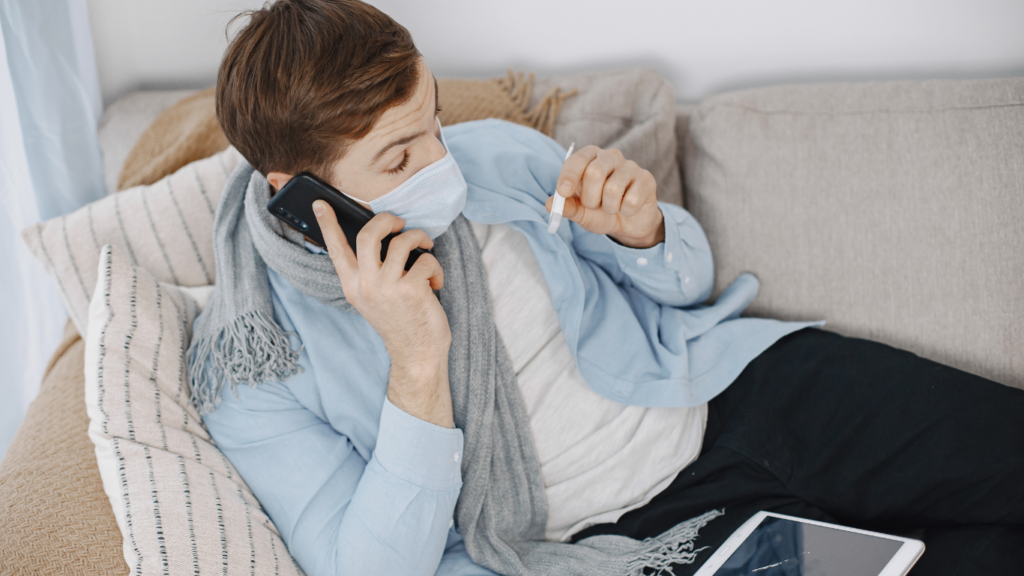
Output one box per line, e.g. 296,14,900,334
216,0,421,179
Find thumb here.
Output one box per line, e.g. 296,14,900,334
545,194,586,222
553,194,615,236
312,200,357,276
558,195,587,224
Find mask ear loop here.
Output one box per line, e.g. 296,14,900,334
436,116,450,153
335,185,373,210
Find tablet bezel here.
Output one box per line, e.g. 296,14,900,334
692,511,925,576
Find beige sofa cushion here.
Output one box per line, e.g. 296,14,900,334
534,68,683,207
99,89,198,195
675,104,695,207
683,78,1024,388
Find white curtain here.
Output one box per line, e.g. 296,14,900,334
0,0,104,460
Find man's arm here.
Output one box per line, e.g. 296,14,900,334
312,201,455,428
569,201,715,308
202,361,483,576
547,143,714,307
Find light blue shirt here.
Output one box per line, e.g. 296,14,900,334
199,119,824,576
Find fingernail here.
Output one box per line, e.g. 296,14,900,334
312,200,324,216
558,181,572,194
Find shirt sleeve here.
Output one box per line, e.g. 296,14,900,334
202,360,467,576
435,528,502,576
569,201,715,308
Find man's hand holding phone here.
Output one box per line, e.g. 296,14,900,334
312,199,455,429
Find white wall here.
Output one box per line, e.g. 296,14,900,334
88,0,266,106
88,0,1024,106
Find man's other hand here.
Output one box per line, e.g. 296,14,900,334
547,145,665,248
312,200,455,429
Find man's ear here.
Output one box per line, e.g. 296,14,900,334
266,172,293,193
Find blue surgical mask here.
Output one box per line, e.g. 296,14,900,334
339,118,467,239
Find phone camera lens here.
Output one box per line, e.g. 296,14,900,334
273,206,311,232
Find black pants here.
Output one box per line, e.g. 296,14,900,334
571,328,1024,575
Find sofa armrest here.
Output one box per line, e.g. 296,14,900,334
0,318,126,575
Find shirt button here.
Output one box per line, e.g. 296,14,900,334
453,452,460,463
666,251,673,263
636,257,648,266
685,276,691,284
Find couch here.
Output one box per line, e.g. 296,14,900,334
1,69,1021,575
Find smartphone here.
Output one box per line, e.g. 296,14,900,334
266,172,430,271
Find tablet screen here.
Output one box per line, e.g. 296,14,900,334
712,516,903,576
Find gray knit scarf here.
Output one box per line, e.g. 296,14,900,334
186,160,722,576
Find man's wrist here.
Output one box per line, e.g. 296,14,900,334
609,212,666,249
387,389,454,429
387,361,455,429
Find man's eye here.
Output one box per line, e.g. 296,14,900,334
387,151,410,175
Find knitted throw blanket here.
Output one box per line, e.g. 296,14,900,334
186,161,722,576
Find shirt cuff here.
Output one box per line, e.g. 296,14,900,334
609,235,668,271
604,203,711,303
606,206,674,272
372,396,464,491
660,203,709,296
303,239,327,254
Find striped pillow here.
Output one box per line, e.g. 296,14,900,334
85,243,304,575
21,146,243,338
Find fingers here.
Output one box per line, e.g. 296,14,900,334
556,145,600,198
405,252,445,291
580,148,623,210
356,212,405,277
312,200,357,278
558,147,636,213
380,228,434,279
314,200,442,298
601,162,636,215
621,169,657,217
544,191,595,238
554,147,656,217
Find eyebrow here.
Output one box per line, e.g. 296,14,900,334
369,75,440,166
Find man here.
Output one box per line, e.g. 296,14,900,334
188,1,1024,575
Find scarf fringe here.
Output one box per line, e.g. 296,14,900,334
625,509,725,576
186,309,304,415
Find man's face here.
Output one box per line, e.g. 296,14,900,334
266,58,444,206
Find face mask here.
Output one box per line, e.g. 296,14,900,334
339,118,467,240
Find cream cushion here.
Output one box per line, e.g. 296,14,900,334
20,147,243,338
84,243,303,575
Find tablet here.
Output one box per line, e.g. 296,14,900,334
693,511,925,576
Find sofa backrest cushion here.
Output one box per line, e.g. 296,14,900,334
683,78,1024,388
534,68,683,207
